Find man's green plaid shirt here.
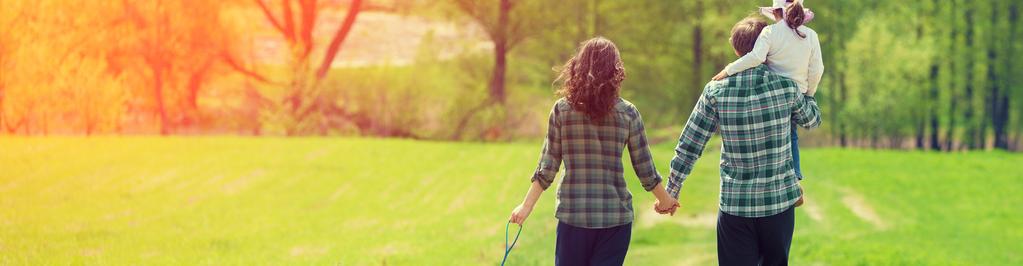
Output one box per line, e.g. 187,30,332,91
531,98,662,229
667,65,822,218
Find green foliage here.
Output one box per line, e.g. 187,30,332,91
2,0,1021,150
840,14,934,145
477,0,1023,149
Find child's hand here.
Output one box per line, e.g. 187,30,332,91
794,184,805,207
509,203,533,225
805,86,818,97
712,69,729,81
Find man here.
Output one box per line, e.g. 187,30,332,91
658,16,821,265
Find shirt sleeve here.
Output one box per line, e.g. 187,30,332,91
806,33,824,96
666,88,719,199
724,28,772,75
793,94,822,130
530,104,562,190
626,108,663,192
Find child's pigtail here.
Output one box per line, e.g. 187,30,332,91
785,2,807,38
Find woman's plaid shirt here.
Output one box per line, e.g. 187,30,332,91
667,65,822,218
531,98,663,229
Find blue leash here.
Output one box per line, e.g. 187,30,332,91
501,222,522,266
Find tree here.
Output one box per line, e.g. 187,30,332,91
448,0,554,139
453,0,516,104
113,0,237,134
250,0,364,135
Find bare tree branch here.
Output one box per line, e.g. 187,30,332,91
298,0,317,59
254,0,285,34
453,0,497,40
282,0,297,42
315,0,363,80
220,52,284,86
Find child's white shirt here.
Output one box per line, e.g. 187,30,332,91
724,20,824,95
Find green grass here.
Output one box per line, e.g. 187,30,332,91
0,137,1020,265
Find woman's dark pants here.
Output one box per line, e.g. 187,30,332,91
555,221,632,266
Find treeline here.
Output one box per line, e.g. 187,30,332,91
440,0,1023,150
0,0,1020,151
813,0,1023,150
0,0,401,136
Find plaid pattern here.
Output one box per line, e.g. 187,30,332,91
531,98,663,229
666,65,821,218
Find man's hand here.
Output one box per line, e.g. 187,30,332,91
509,203,533,225
654,199,680,216
794,184,805,207
712,69,729,81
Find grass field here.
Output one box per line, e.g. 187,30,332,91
1,137,1020,265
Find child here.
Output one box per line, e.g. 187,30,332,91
507,37,678,264
712,0,822,204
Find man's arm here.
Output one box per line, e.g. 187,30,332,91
666,88,719,199
793,94,822,129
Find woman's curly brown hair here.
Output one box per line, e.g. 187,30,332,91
555,37,625,122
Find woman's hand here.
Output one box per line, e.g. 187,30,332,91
712,69,729,81
654,198,680,215
509,203,533,225
650,183,680,215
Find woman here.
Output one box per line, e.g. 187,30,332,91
507,37,678,265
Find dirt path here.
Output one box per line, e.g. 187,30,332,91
839,187,889,230
802,200,825,222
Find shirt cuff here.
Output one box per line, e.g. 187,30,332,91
666,170,687,199
642,175,663,192
530,170,555,190
724,64,737,76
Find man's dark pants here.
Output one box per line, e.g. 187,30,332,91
717,206,795,266
555,221,631,266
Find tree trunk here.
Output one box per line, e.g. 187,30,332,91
926,0,942,151
838,72,848,147
488,0,510,104
490,41,507,103
691,0,704,103
1014,131,1022,151
929,64,941,150
576,0,587,42
185,59,213,127
0,87,4,135
994,2,1017,150
315,0,363,80
945,2,959,151
153,66,169,135
963,8,978,149
591,0,601,35
915,118,925,149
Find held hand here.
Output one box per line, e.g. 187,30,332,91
509,203,533,225
654,199,680,216
712,69,729,81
